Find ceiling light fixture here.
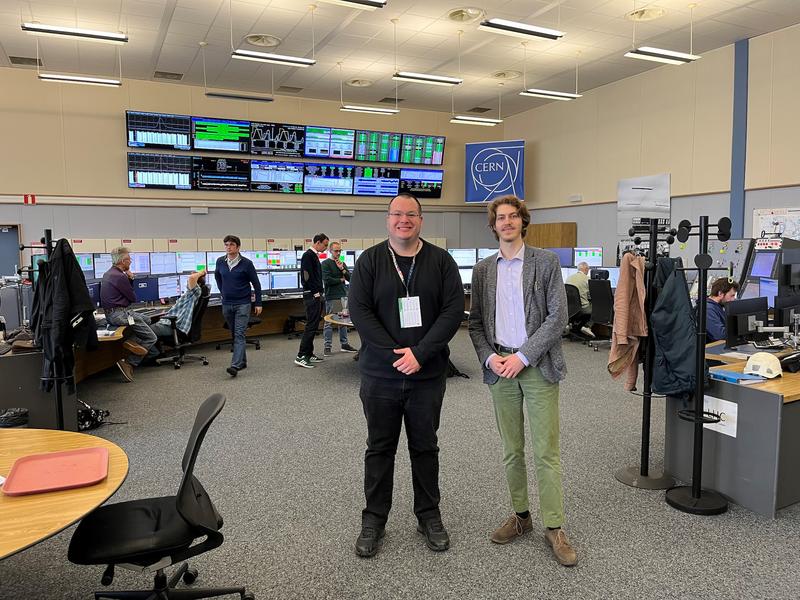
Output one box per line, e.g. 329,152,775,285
624,1,700,65
201,42,274,102
317,0,386,10
22,22,128,44
230,2,316,67
339,62,397,115
35,38,122,87
478,18,564,41
449,115,500,126
392,71,462,87
518,43,581,101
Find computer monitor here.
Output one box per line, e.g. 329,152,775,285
458,267,473,287
157,275,182,300
191,116,250,153
546,248,573,267
129,252,151,275
206,252,226,272
126,111,192,151
240,250,269,270
205,277,220,296
573,247,603,268
256,273,271,293
270,271,299,292
342,251,356,268
355,250,364,262
603,267,621,289
760,278,779,309
561,267,578,281
750,252,778,278
133,277,160,303
150,252,178,275
448,249,477,268
174,251,206,273
725,297,769,348
86,282,101,307
477,248,496,261
93,253,113,279
74,253,94,276
302,163,354,195
774,295,800,329
279,250,298,269
250,160,304,193
739,281,760,300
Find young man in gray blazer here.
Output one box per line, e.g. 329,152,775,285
468,195,577,567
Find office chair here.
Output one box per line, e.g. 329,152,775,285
564,284,592,343
588,279,614,351
68,393,253,600
591,269,609,281
156,285,211,369
216,316,262,351
284,313,307,340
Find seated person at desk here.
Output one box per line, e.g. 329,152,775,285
150,270,207,339
565,262,595,338
100,246,158,382
706,277,740,343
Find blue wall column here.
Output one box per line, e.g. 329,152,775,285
730,38,749,238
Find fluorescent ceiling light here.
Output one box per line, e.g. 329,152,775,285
624,46,700,65
231,49,316,67
478,18,564,41
205,90,274,102
392,71,462,87
22,22,128,44
38,72,121,87
450,115,502,126
519,88,581,101
340,104,398,115
317,0,387,10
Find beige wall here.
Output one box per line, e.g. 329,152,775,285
746,23,800,190
505,45,734,209
0,67,501,207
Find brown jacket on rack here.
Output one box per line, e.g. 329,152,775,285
607,252,647,390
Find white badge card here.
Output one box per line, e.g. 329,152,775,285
127,314,135,326
398,296,422,328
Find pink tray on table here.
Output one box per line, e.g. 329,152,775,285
1,447,109,496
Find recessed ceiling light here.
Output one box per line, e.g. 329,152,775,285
245,34,281,48
447,7,486,23
626,7,666,22
346,78,373,87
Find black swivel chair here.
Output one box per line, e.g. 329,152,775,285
68,394,253,600
216,316,262,351
156,285,211,369
564,284,592,343
588,279,614,351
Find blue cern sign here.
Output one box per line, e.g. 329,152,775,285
465,139,525,203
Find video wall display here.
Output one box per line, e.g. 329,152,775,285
129,153,440,198
125,111,445,165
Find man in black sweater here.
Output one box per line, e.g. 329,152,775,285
294,233,329,368
349,193,464,558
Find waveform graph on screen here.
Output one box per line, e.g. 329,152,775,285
251,122,305,158
127,153,193,190
126,111,192,150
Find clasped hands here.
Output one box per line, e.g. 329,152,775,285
488,354,525,379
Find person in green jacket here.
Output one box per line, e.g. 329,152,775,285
322,241,358,355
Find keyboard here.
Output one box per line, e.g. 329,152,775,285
752,337,786,350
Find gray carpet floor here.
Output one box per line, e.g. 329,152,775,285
2,328,800,599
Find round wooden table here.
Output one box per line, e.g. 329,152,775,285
0,429,129,560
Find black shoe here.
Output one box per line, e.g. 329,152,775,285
355,526,385,558
226,366,238,377
417,518,450,552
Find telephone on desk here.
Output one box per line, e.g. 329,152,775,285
781,351,800,373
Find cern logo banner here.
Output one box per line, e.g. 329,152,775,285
465,139,525,203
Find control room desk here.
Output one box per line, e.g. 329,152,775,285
665,349,800,518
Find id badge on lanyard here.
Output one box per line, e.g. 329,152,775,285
388,242,422,328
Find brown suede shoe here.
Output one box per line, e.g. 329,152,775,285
116,359,134,382
490,514,533,544
123,340,148,356
544,528,577,567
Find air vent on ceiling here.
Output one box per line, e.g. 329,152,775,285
245,34,281,47
278,85,303,93
492,70,521,80
379,97,404,104
154,71,183,80
9,56,42,67
447,7,485,23
346,78,373,88
467,106,491,113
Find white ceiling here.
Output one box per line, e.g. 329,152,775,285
0,0,798,117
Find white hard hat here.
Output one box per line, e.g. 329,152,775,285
744,352,782,379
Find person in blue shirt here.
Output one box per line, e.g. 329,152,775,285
706,278,740,343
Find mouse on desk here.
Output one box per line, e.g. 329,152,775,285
780,351,800,373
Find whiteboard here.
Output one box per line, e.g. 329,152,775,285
753,208,800,240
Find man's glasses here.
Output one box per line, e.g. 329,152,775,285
388,211,421,219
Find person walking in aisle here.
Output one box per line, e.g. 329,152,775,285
295,233,329,368
321,241,358,355
468,195,577,567
349,193,464,558
214,235,261,378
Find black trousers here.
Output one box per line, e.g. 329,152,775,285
360,373,446,528
299,295,323,357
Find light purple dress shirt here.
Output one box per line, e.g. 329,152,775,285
489,244,530,367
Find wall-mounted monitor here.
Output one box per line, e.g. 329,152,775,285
270,270,300,291
279,250,298,268
191,157,250,192
175,251,207,273
250,121,305,158
354,130,402,163
250,160,303,193
573,247,603,268
546,247,573,267
303,164,354,195
75,253,94,275
400,134,445,165
448,249,477,268
240,251,269,270
128,153,192,190
191,116,250,153
304,126,355,159
150,252,178,275
126,111,191,150
399,169,443,199
353,166,400,197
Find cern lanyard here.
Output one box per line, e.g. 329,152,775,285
387,241,421,298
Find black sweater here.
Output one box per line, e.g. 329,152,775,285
301,249,324,296
349,239,464,380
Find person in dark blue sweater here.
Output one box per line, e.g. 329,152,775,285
214,235,262,377
706,277,739,343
